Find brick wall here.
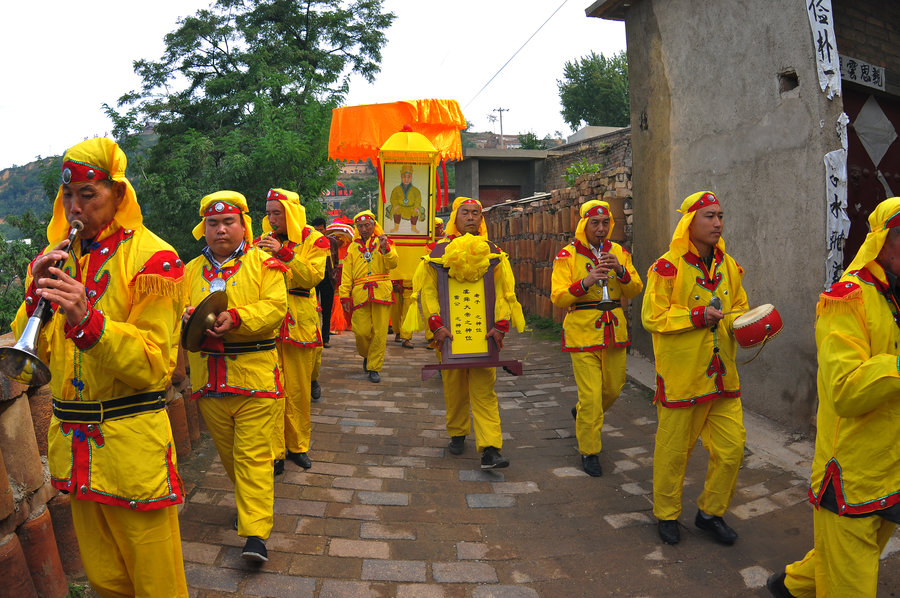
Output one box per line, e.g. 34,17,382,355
485,162,633,325
543,127,632,192
835,0,900,92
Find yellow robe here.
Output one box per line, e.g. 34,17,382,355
641,245,748,406
13,223,184,509
183,245,287,399
808,264,900,514
551,238,643,456
550,239,643,350
339,236,399,309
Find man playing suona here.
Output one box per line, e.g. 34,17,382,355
551,200,643,477
340,210,398,383
13,137,189,596
182,190,287,562
256,188,328,473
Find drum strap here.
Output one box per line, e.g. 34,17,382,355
737,336,771,365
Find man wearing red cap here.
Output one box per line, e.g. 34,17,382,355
551,199,643,477
641,191,749,546
767,197,900,598
183,190,287,563
340,210,398,383
405,197,525,469
257,189,329,473
12,137,188,596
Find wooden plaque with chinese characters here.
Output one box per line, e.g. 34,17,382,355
433,261,499,361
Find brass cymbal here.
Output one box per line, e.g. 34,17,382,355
181,291,228,352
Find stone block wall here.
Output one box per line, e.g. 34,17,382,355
485,163,634,326
543,127,632,192
835,0,900,93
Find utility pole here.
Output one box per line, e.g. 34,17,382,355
493,107,508,149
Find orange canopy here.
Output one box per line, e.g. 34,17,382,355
328,99,467,162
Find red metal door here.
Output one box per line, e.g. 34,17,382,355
844,88,900,267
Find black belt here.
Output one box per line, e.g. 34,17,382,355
288,288,311,297
53,391,166,424
569,300,620,311
205,338,277,355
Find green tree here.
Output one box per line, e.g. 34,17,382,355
517,131,553,150
105,0,395,259
557,50,629,131
339,176,379,217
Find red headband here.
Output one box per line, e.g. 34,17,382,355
61,160,110,185
354,214,375,224
583,204,609,219
204,201,243,217
687,192,719,212
458,198,480,208
266,189,288,202
884,210,900,229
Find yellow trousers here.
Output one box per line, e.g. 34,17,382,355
311,345,323,382
437,349,502,451
390,286,413,341
571,348,626,455
784,508,896,598
274,343,316,456
351,302,390,371
70,499,187,598
652,396,745,520
198,395,275,539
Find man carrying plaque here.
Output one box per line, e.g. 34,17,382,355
767,198,900,598
340,210,399,383
182,190,287,562
406,197,525,469
641,191,749,546
256,189,329,472
11,137,188,596
551,200,643,477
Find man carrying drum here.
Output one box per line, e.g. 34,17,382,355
641,191,749,546
767,197,900,598
551,200,643,477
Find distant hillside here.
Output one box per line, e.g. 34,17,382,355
0,129,159,239
0,158,55,238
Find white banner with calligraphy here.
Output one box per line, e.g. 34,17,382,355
839,55,886,91
824,148,850,286
806,0,841,99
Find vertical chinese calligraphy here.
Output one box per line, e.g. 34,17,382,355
806,0,841,99
824,149,850,286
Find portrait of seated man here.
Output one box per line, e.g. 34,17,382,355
387,164,424,234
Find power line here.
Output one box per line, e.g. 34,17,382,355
464,0,570,110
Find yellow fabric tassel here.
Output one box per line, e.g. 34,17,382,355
132,273,182,300
401,259,429,335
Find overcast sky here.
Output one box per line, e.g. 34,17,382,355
0,0,625,171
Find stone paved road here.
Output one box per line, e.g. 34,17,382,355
177,330,900,598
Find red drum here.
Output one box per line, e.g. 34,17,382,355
732,304,783,348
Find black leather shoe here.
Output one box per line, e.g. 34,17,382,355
694,510,738,545
657,519,680,544
287,451,312,469
766,570,796,598
448,435,466,455
571,406,577,420
273,459,284,476
481,446,509,469
242,536,268,562
311,380,322,402
367,370,381,383
363,357,368,372
581,454,602,477
232,514,239,531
